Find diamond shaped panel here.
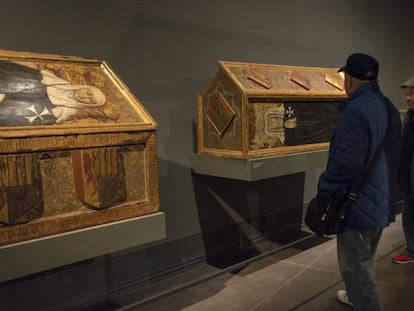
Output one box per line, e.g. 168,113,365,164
205,92,235,136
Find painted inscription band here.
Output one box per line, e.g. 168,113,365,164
0,132,152,154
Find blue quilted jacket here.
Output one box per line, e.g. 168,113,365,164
317,81,401,229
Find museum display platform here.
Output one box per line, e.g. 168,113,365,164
0,211,165,282
0,212,166,283
191,150,328,267
191,150,328,181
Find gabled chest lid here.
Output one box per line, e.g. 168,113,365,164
217,61,346,99
0,49,157,138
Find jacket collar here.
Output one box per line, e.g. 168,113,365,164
338,80,379,111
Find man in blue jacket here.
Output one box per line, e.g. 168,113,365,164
317,53,401,310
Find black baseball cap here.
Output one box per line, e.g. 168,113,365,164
338,53,379,81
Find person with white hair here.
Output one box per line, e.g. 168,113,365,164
0,60,106,126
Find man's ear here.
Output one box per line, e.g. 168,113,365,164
348,76,358,94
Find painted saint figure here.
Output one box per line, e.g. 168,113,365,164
0,60,106,126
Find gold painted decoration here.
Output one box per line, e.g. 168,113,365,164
290,71,311,90
71,146,145,209
247,67,272,89
205,91,236,136
0,154,43,225
324,72,344,90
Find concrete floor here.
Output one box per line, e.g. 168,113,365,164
107,214,413,311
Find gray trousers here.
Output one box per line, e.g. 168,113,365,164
337,228,383,311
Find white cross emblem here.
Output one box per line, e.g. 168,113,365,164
286,105,294,119
24,105,53,124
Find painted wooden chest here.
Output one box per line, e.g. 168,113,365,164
0,49,159,245
196,61,346,159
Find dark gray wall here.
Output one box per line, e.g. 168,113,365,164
0,0,412,243
1,1,414,309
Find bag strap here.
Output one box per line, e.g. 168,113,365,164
346,99,391,204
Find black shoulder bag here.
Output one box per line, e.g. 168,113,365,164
305,104,391,237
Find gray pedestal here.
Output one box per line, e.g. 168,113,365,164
191,151,328,267
191,150,328,181
0,212,166,282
